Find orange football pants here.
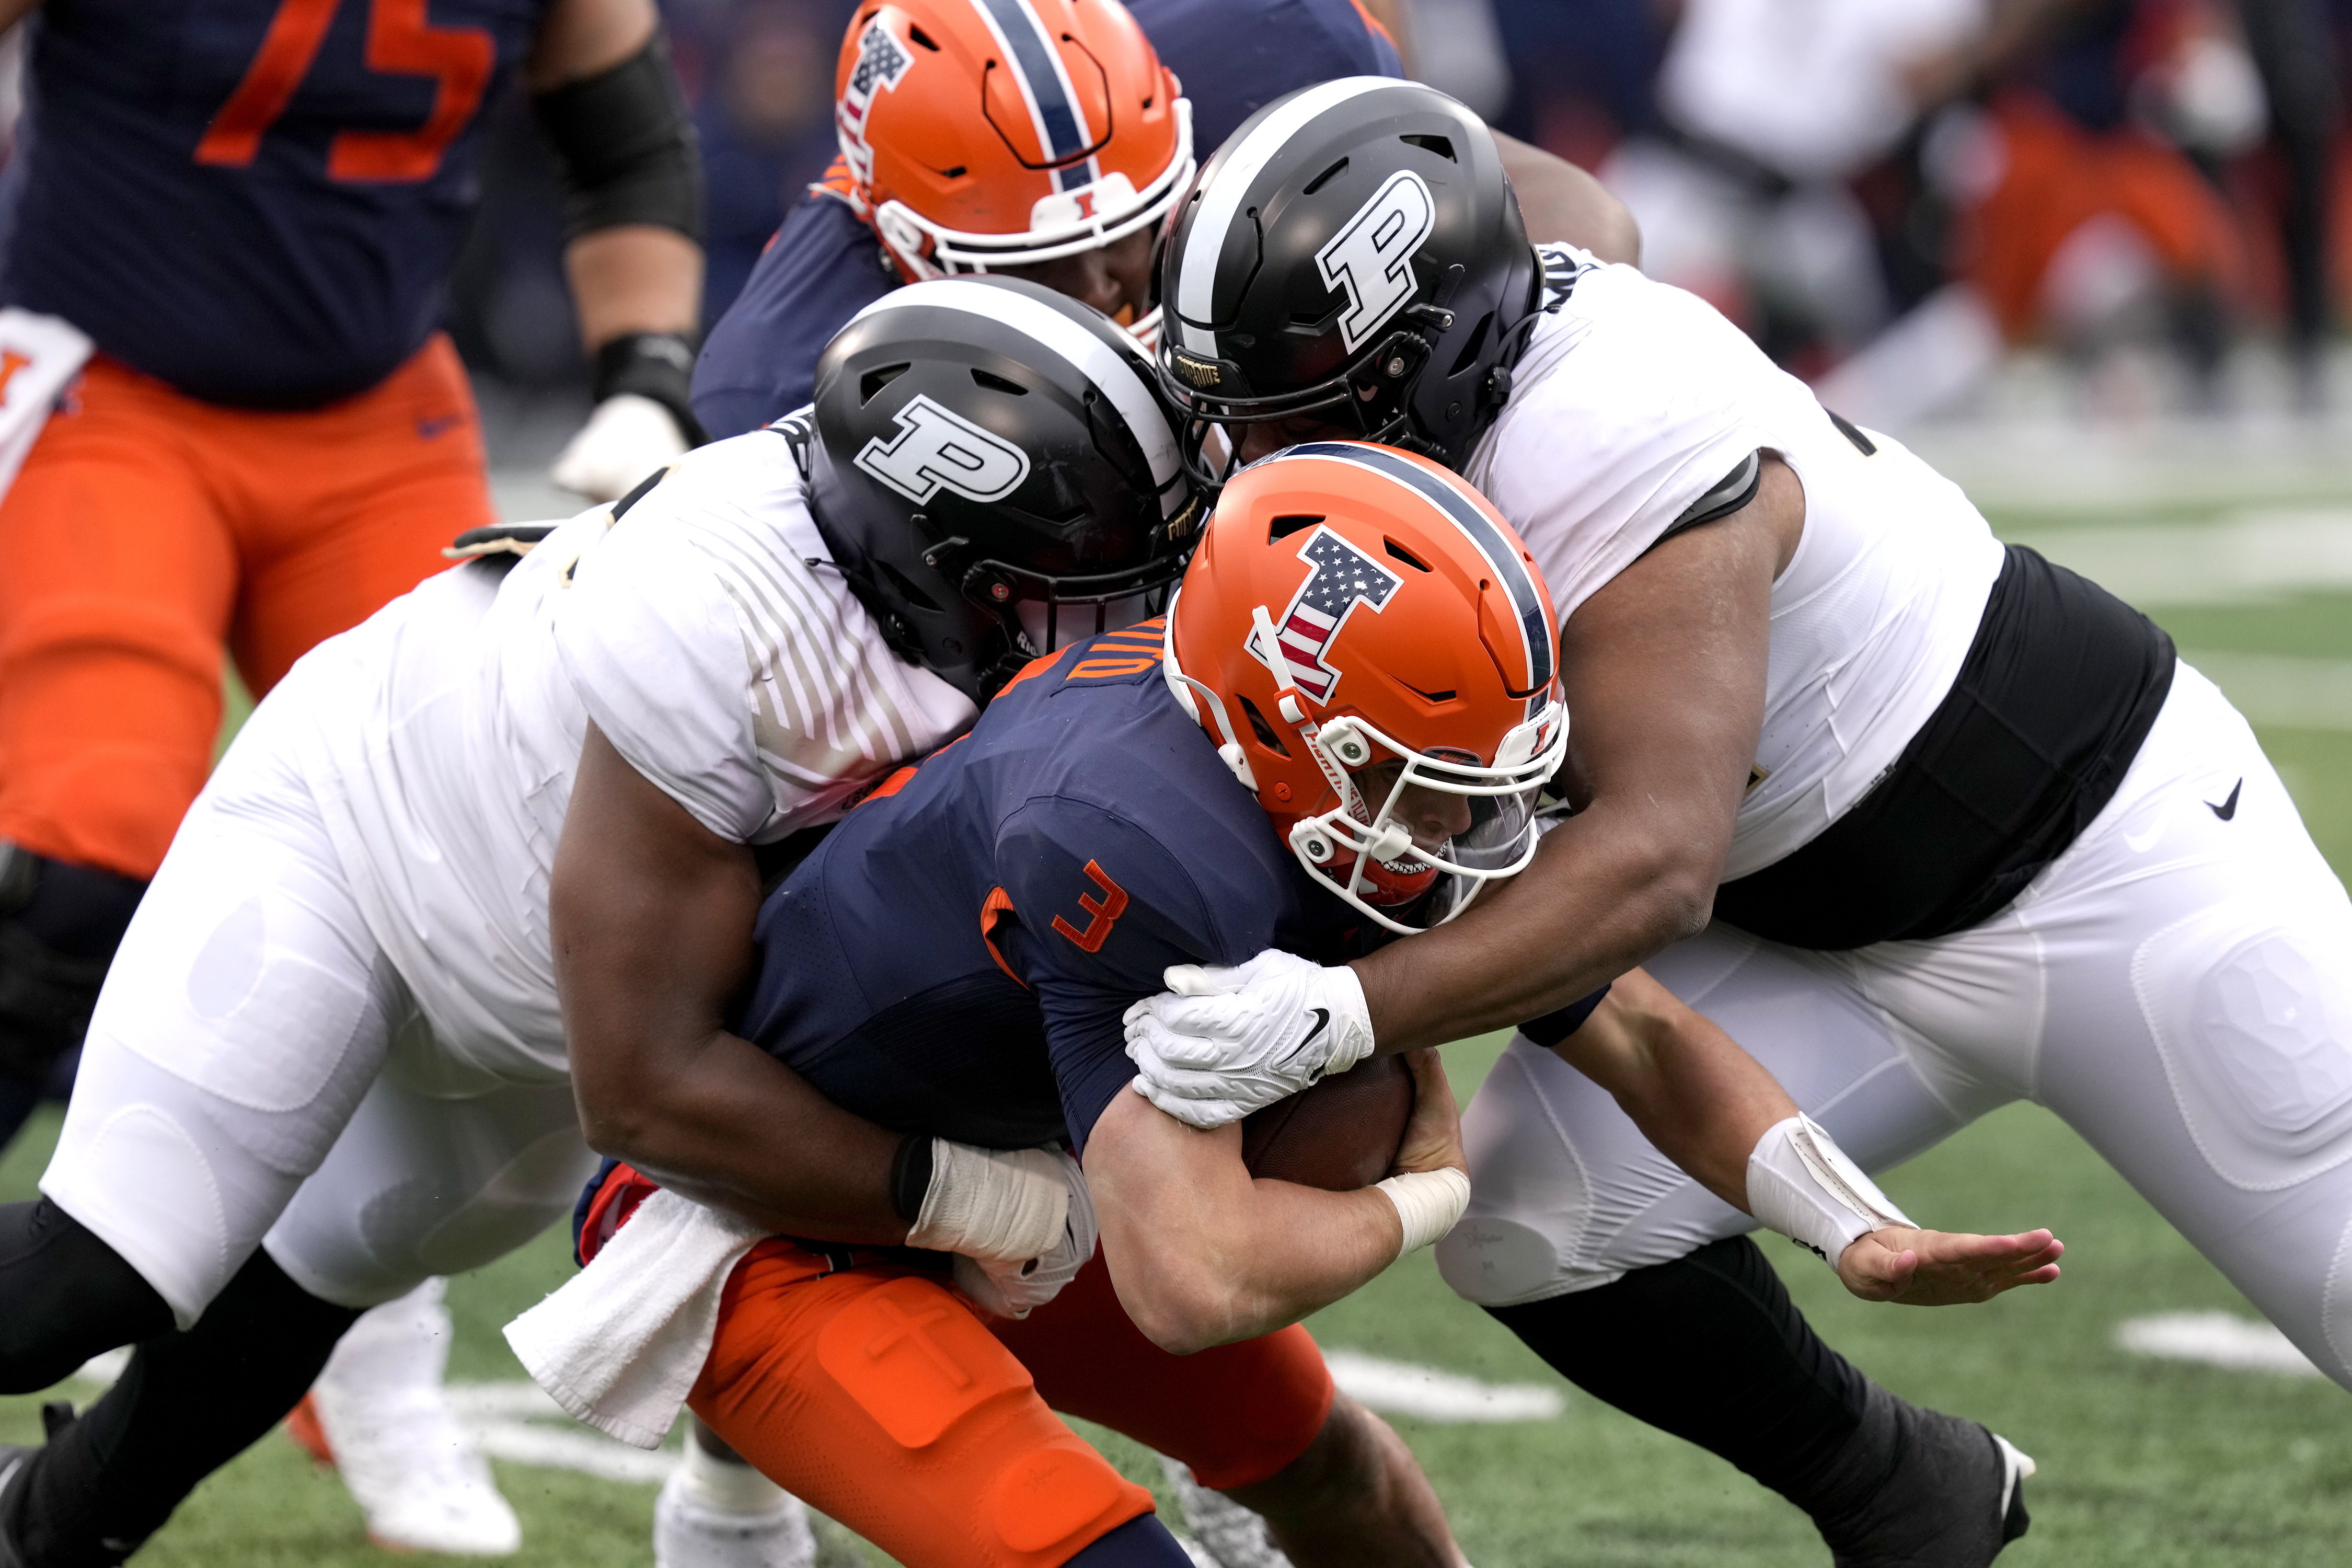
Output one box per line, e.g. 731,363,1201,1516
689,1242,1335,1568
1962,91,2245,341
0,335,493,879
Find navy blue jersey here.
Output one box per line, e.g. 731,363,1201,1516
688,0,1402,439
1,0,543,408
690,187,894,441
731,622,1357,1151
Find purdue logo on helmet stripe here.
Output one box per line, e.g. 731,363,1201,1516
1170,352,1225,389
854,394,1032,504
1316,170,1436,352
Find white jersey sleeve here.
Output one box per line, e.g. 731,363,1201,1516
1464,248,1782,626
554,432,978,844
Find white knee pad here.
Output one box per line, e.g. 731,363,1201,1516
264,1074,596,1309
39,765,410,1328
2134,896,2352,1193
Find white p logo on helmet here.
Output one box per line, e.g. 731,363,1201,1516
854,394,1032,504
1316,170,1437,352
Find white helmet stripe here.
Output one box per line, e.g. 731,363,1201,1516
849,281,1182,511
1274,443,1552,694
969,0,1094,169
1173,75,1397,357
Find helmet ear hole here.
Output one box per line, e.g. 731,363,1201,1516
1237,694,1290,757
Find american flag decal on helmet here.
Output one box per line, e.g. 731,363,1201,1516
1270,529,1402,702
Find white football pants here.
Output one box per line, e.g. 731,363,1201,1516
39,661,595,1329
1438,662,2352,1391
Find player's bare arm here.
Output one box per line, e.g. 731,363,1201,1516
529,0,710,498
1492,130,1640,266
1554,970,2062,1306
527,0,701,344
555,723,908,1242
1087,1049,1464,1355
1352,457,1804,1051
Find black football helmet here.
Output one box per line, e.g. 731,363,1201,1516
1156,77,1540,483
803,276,1201,702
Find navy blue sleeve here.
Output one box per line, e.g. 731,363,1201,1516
996,797,1276,1151
690,191,897,440
1126,0,1404,155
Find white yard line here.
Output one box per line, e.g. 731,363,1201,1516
1322,1351,1566,1423
2113,1312,2324,1377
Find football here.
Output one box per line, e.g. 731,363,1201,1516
1240,1052,1416,1191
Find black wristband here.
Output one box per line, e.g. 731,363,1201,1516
888,1132,936,1225
592,332,708,447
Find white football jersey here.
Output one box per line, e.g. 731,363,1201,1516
1466,248,2005,879
284,431,976,1083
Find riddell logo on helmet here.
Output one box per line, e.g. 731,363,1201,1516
1267,529,1402,702
855,394,1033,504
836,18,913,189
1316,170,1437,352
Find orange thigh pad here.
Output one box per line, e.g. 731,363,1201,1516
693,1244,1155,1568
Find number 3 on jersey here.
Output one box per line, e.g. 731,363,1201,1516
1051,861,1129,954
197,0,492,182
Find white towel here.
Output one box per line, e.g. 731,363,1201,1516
503,1189,766,1449
0,308,91,499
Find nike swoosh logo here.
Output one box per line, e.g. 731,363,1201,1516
2208,779,2243,821
1279,1008,1332,1073
416,414,463,439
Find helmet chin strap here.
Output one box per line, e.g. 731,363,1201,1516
1247,605,1370,832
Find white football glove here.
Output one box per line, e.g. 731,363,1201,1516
549,393,690,502
951,1148,1097,1321
1122,949,1376,1129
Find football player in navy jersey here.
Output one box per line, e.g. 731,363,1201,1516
546,436,2058,1568
0,0,701,1548
686,0,1638,441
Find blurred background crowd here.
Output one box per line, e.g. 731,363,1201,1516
21,0,2344,436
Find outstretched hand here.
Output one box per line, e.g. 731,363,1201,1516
1837,1226,2063,1305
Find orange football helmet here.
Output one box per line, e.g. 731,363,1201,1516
1163,441,1567,933
832,0,1193,290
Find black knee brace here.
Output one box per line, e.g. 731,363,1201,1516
11,1248,361,1566
0,1200,172,1394
1487,1236,1880,1508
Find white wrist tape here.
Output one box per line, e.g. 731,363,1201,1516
905,1140,1070,1263
1376,1167,1472,1258
1746,1115,1913,1265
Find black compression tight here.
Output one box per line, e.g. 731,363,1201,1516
1486,1235,1882,1511
0,1200,171,1395
7,1246,360,1567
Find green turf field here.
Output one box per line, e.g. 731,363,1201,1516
7,460,2352,1565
